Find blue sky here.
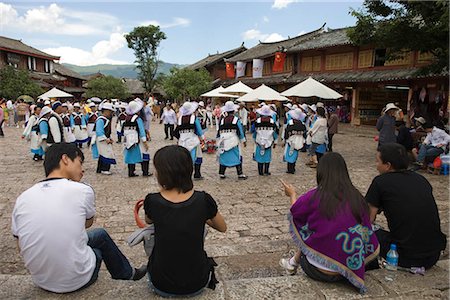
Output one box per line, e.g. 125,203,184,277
0,1,364,66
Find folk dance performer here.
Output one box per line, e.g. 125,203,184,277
217,101,247,180
116,103,127,143
122,100,151,177
72,103,89,148
22,104,45,161
252,105,278,176
284,108,306,174
61,103,76,144
175,101,205,180
86,103,98,145
91,103,116,175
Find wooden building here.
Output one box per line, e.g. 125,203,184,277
0,36,86,99
187,45,247,84
218,26,448,125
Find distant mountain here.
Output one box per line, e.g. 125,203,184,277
63,62,185,79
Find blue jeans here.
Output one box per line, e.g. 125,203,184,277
78,228,133,291
417,144,444,163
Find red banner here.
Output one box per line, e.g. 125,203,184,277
272,52,286,72
226,62,235,78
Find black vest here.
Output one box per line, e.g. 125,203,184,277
47,114,64,143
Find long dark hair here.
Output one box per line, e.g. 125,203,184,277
312,152,368,223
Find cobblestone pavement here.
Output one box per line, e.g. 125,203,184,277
0,120,448,299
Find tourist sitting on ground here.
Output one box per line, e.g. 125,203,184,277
11,143,146,294
280,152,379,294
414,122,450,167
395,120,413,157
410,116,427,149
365,143,447,269
144,145,227,297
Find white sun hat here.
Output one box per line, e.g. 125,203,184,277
88,102,96,108
256,105,275,117
126,100,144,115
288,108,306,122
73,102,81,108
283,103,293,110
292,104,299,110
300,104,309,112
39,106,52,118
101,102,115,112
221,100,239,113
308,104,317,112
385,103,400,112
316,102,324,108
198,101,205,107
179,101,199,116
414,116,426,125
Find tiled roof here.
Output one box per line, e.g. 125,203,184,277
29,72,66,82
0,36,60,60
287,68,448,84
53,63,87,80
220,68,448,87
287,27,352,52
122,78,145,94
187,45,247,70
226,27,325,62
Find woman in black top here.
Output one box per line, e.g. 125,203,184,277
144,145,227,297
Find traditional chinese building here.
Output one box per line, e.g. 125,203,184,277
216,26,448,125
0,36,86,99
187,44,247,84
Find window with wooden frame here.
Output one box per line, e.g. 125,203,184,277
384,50,411,66
417,51,435,63
44,60,50,73
301,57,313,72
325,52,353,70
263,59,272,76
358,50,373,68
245,62,252,77
27,56,36,70
312,56,321,71
284,55,293,72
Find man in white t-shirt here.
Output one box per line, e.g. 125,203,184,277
11,143,146,293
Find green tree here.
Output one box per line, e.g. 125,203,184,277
163,68,212,102
125,25,167,94
85,75,130,99
348,0,449,74
0,66,43,99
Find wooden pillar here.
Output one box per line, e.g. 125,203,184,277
351,87,360,126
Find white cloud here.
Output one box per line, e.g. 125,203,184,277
263,16,270,23
0,2,118,35
263,33,285,43
43,32,128,66
272,0,297,9
141,17,190,29
242,29,285,43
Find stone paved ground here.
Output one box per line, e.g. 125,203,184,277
0,120,448,299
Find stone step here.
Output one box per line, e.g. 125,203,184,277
2,260,447,299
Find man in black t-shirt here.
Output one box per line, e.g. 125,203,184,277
366,143,446,269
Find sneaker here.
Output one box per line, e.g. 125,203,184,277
279,258,297,275
219,174,226,179
101,171,112,175
142,173,153,177
238,175,248,180
132,265,147,281
193,176,204,181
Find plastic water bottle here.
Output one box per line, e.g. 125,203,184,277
386,244,399,271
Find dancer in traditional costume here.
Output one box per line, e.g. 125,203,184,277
72,103,89,148
251,105,278,176
86,102,98,145
22,104,44,161
217,101,247,180
122,100,151,177
174,101,205,180
61,103,76,144
284,108,306,174
116,103,127,143
91,103,116,175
